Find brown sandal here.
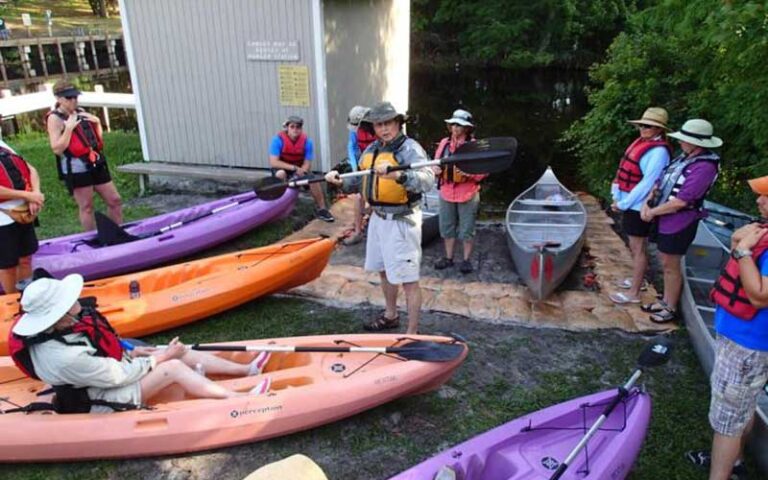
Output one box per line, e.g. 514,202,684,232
364,312,400,331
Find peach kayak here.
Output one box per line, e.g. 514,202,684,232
0,237,335,355
0,334,468,462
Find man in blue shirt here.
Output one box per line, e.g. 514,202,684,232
688,175,768,479
268,116,334,222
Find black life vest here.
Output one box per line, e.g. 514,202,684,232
7,305,142,414
277,131,307,166
614,137,671,192
710,232,768,320
0,147,31,201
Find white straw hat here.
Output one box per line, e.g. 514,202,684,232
668,119,723,148
444,109,474,127
13,274,84,336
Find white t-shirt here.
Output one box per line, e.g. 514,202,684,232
0,140,25,226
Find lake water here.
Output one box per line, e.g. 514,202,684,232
408,66,589,214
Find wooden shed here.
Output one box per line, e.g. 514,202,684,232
118,0,411,178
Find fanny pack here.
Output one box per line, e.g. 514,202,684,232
0,203,37,224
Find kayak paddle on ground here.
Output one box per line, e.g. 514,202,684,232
254,136,518,201
549,337,674,480
184,340,466,363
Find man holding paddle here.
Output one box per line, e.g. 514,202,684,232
325,102,434,334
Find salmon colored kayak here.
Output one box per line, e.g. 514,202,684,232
0,238,335,355
0,334,468,462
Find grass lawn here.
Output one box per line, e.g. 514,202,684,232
0,0,122,37
0,132,760,479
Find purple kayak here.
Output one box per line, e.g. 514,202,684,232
32,188,298,280
390,388,651,480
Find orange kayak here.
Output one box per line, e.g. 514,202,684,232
0,238,335,355
0,334,468,462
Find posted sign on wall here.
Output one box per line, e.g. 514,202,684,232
246,40,300,62
278,65,310,107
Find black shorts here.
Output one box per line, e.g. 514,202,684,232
0,222,39,269
622,209,653,237
651,219,699,255
66,162,112,191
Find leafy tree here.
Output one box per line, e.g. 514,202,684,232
563,0,768,213
412,0,638,68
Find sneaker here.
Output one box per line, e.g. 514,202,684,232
248,351,271,376
315,208,335,222
459,260,473,274
249,377,272,395
685,450,748,480
434,257,454,270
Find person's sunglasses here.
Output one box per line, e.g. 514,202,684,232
638,124,655,130
64,96,78,100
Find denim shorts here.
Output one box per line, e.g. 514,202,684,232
709,335,768,436
438,193,480,241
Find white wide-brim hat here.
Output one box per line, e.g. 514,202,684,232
444,109,474,127
668,119,723,148
13,274,84,337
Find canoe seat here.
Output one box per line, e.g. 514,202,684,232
517,199,577,207
508,222,581,228
507,209,584,215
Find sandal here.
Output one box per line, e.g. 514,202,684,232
609,292,641,305
435,257,454,270
614,278,649,291
342,231,364,246
363,312,400,331
641,300,667,313
649,307,678,324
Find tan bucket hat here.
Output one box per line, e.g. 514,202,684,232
668,119,723,148
627,107,670,130
13,274,84,337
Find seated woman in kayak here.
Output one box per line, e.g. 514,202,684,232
10,274,271,413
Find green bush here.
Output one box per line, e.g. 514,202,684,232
563,0,768,214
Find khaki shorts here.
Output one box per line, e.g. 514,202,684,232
708,335,768,436
365,210,422,284
439,193,480,240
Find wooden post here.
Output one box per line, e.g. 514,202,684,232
89,35,99,73
94,84,111,132
18,45,29,79
74,37,83,72
0,48,7,84
37,39,49,79
56,39,66,75
105,32,116,71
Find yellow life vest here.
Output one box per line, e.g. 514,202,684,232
358,149,409,206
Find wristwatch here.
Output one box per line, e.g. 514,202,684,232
732,248,753,260
395,171,408,185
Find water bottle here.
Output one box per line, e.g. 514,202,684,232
129,280,140,299
195,362,205,378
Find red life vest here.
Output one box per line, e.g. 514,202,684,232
9,306,124,381
277,131,307,166
710,233,768,320
614,137,671,192
46,110,104,164
435,137,472,184
0,147,31,201
356,128,376,153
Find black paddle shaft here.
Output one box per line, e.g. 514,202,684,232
189,340,466,362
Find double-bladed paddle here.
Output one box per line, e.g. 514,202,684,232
254,136,518,201
549,337,674,480
181,340,466,363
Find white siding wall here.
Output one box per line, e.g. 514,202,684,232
324,0,410,164
122,0,321,169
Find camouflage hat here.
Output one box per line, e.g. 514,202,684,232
282,115,304,128
365,102,408,124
